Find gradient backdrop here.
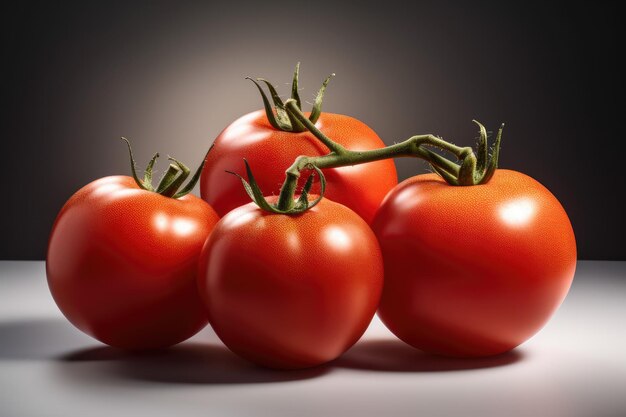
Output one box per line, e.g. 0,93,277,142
1,1,621,260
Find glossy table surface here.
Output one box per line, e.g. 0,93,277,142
1,261,625,417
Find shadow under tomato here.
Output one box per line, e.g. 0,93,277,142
0,318,521,381
0,318,328,384
334,338,525,372
59,343,330,384
0,318,93,360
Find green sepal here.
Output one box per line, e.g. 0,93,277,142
120,137,153,191
119,137,209,198
295,172,315,209
422,148,461,176
458,156,477,185
293,165,326,212
143,152,159,188
431,163,459,185
473,119,488,177
257,78,292,129
258,76,305,132
172,143,213,199
428,121,503,186
160,157,191,198
479,123,504,184
226,159,277,212
291,62,302,109
245,77,282,130
228,159,327,214
309,73,335,124
247,64,334,132
155,164,182,194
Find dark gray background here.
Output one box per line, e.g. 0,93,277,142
1,1,622,260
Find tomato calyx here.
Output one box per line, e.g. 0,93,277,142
227,158,327,214
445,120,503,186
121,137,207,198
246,62,335,133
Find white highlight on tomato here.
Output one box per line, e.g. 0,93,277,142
92,183,123,197
221,209,257,229
172,218,196,236
324,226,352,251
499,198,537,227
285,229,301,251
153,212,196,236
154,212,169,232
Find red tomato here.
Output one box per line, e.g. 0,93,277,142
372,169,576,357
47,176,219,350
197,198,384,369
200,110,398,223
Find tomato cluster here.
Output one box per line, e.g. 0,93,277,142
46,66,576,369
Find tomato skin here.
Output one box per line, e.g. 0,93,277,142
200,110,398,223
46,176,219,350
372,169,576,357
198,198,384,369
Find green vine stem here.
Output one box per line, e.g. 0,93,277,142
234,99,504,214
246,62,335,133
120,137,207,199
231,98,503,214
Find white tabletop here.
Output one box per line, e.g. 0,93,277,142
1,261,625,417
